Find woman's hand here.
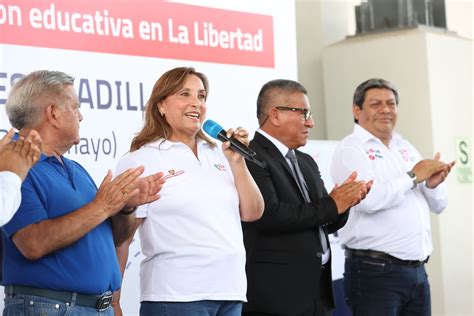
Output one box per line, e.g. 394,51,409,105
222,127,249,164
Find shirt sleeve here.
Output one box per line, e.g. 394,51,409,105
419,182,448,214
0,171,22,226
407,142,448,214
115,153,149,218
331,143,413,214
2,172,49,237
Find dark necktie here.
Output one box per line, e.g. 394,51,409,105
286,149,328,253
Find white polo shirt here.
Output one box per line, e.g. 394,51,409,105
0,171,22,226
331,124,448,261
116,138,246,302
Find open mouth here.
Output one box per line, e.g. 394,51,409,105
185,112,200,119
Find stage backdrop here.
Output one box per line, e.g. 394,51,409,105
0,1,346,314
1,0,296,182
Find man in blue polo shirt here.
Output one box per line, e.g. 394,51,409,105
2,70,164,315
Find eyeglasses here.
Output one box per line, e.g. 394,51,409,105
275,106,312,121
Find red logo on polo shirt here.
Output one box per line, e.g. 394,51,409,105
214,164,226,171
398,148,415,162
366,148,383,160
164,169,185,179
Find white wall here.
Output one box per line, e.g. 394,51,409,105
425,31,473,314
445,0,473,40
295,0,360,140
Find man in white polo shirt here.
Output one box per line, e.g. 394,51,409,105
331,78,455,316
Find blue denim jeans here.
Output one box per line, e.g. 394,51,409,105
3,293,113,316
344,255,431,316
140,300,242,316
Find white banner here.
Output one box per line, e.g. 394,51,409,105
1,1,298,314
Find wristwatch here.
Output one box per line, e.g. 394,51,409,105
407,171,417,189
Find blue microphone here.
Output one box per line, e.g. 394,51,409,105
203,120,266,168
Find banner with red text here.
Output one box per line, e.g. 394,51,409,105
1,0,274,67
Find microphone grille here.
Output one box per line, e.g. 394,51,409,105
202,120,223,139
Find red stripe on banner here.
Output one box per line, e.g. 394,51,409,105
0,0,275,68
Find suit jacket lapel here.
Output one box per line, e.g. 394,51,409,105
254,132,300,188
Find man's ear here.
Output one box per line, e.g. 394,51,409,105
352,104,361,122
268,107,282,127
45,104,61,128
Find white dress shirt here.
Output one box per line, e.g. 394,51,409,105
0,171,22,226
331,124,448,261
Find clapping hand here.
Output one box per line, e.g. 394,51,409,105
329,171,373,214
94,167,144,217
0,129,42,180
125,171,166,208
425,153,455,188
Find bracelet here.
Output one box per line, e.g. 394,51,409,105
119,206,137,215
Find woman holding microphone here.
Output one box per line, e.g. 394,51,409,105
113,67,264,316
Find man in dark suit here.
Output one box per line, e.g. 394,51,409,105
243,79,371,316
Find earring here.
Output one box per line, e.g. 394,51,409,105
160,111,164,117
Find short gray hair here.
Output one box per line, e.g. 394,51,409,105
352,78,399,123
6,70,75,129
